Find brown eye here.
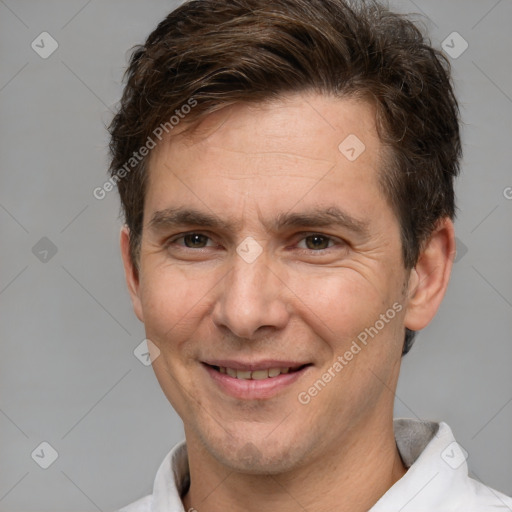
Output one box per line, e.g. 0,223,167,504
182,233,210,248
303,235,332,250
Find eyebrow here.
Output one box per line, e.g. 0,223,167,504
148,206,370,238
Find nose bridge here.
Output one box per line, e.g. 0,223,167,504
231,249,272,301
213,248,288,339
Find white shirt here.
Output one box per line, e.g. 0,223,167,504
117,418,512,512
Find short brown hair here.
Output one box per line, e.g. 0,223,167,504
108,0,462,355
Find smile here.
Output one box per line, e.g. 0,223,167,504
212,365,306,380
202,362,312,399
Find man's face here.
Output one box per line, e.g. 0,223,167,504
127,93,412,473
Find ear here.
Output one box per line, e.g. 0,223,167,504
403,217,456,331
120,225,144,323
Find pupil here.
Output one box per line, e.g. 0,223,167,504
307,235,328,250
185,234,207,248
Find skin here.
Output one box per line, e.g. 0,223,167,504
120,92,456,512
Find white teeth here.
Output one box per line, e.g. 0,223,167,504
217,366,295,379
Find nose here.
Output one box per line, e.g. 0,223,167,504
211,249,290,340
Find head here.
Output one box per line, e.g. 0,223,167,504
110,0,460,473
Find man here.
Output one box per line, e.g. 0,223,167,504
109,0,511,510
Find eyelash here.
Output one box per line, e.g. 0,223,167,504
165,232,344,253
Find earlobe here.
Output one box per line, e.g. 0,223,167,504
120,225,144,323
403,218,456,332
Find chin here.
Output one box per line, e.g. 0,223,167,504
198,426,309,475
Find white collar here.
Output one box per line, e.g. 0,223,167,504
120,418,512,512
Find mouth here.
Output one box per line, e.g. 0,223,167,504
206,363,309,380
202,361,313,400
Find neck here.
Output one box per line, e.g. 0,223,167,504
182,413,407,512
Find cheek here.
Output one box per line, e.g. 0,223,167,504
139,267,214,346
288,269,391,339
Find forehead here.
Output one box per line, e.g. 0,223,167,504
153,93,382,165
144,92,390,228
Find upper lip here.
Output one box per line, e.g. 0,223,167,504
203,360,310,371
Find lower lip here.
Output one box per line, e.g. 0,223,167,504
203,364,310,400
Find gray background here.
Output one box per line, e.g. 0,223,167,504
0,0,511,510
